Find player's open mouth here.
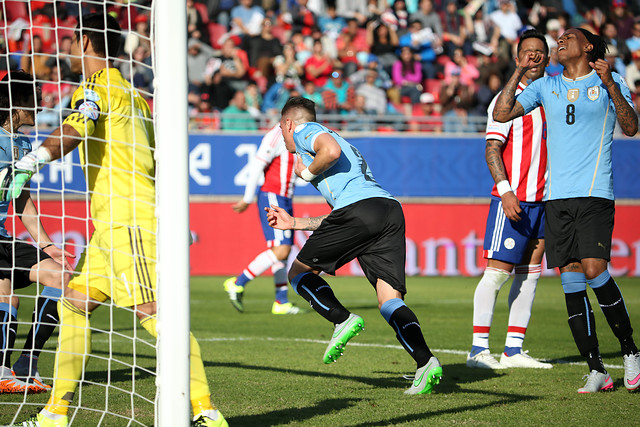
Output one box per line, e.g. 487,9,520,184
558,47,566,51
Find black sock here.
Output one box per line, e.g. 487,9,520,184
565,291,605,373
292,273,350,324
591,278,638,356
22,295,60,359
381,298,432,368
1,309,17,368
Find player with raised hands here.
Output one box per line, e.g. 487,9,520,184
493,28,640,393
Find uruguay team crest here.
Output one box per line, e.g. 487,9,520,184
587,86,600,101
567,88,580,102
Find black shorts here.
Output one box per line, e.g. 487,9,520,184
544,197,614,268
297,197,407,294
0,236,51,289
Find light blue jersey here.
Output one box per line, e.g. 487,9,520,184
516,70,633,201
0,129,32,237
293,122,394,210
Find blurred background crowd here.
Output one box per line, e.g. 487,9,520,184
2,0,640,133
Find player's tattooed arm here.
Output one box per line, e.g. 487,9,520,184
293,214,329,231
492,67,526,123
608,84,638,137
485,139,507,183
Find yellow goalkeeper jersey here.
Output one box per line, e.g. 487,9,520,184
64,67,155,227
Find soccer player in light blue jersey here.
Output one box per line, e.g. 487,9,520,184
0,71,72,394
266,96,442,395
493,28,640,393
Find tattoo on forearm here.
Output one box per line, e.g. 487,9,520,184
292,218,296,229
608,84,639,136
303,214,329,231
493,69,525,121
485,141,507,182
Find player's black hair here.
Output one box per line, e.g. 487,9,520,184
577,28,607,62
0,70,38,126
517,29,549,57
76,13,121,59
281,96,317,123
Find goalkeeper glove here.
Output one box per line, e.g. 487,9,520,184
0,147,51,201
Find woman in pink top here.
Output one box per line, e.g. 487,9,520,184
392,46,422,103
444,47,480,86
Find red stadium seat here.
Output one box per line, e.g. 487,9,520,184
271,24,287,44
4,1,28,22
194,1,210,24
424,79,442,97
208,22,227,49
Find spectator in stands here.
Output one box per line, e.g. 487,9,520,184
610,0,634,40
204,69,235,112
626,50,640,88
544,18,562,52
349,56,393,89
38,65,74,127
626,21,640,52
212,0,236,29
244,82,263,117
346,94,376,131
411,0,443,39
601,21,631,65
20,35,51,80
45,36,77,83
545,43,564,76
392,46,423,104
382,0,409,35
263,78,301,114
290,0,316,36
355,68,388,115
336,0,369,26
339,18,370,55
304,39,333,87
606,44,626,77
187,0,210,43
366,20,399,72
444,47,479,86
247,18,282,85
187,38,216,87
465,7,501,58
489,0,523,51
221,90,258,130
440,68,476,133
337,32,363,77
218,37,249,91
273,42,304,84
230,0,265,39
302,80,324,111
323,68,352,114
399,20,438,80
318,4,347,39
410,92,442,132
119,44,154,95
472,71,501,118
441,0,471,57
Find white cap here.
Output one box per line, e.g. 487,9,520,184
420,92,435,104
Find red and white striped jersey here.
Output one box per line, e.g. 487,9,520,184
242,125,296,203
485,82,547,203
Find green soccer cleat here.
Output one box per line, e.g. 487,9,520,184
222,277,244,313
323,313,365,364
404,356,443,395
15,412,68,427
271,301,304,315
192,410,228,427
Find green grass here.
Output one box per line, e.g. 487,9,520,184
2,276,640,426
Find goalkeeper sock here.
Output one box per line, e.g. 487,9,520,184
0,302,18,368
46,299,91,415
291,272,350,324
380,298,432,368
139,315,214,415
236,249,279,287
21,286,61,359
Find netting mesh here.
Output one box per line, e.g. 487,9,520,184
0,1,157,425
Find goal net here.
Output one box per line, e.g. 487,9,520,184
0,1,189,425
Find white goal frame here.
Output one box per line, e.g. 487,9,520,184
155,1,191,425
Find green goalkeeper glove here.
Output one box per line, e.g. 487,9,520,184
0,147,51,201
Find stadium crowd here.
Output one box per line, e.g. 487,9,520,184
2,0,640,132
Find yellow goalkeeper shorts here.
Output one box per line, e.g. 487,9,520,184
68,224,156,308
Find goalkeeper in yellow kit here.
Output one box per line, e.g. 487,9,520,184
10,13,227,427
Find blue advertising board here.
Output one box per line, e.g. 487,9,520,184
28,133,640,199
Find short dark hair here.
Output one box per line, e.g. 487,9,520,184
76,13,121,59
0,71,38,126
517,29,549,57
281,96,317,122
577,28,607,62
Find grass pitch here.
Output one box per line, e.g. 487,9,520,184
2,275,639,426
